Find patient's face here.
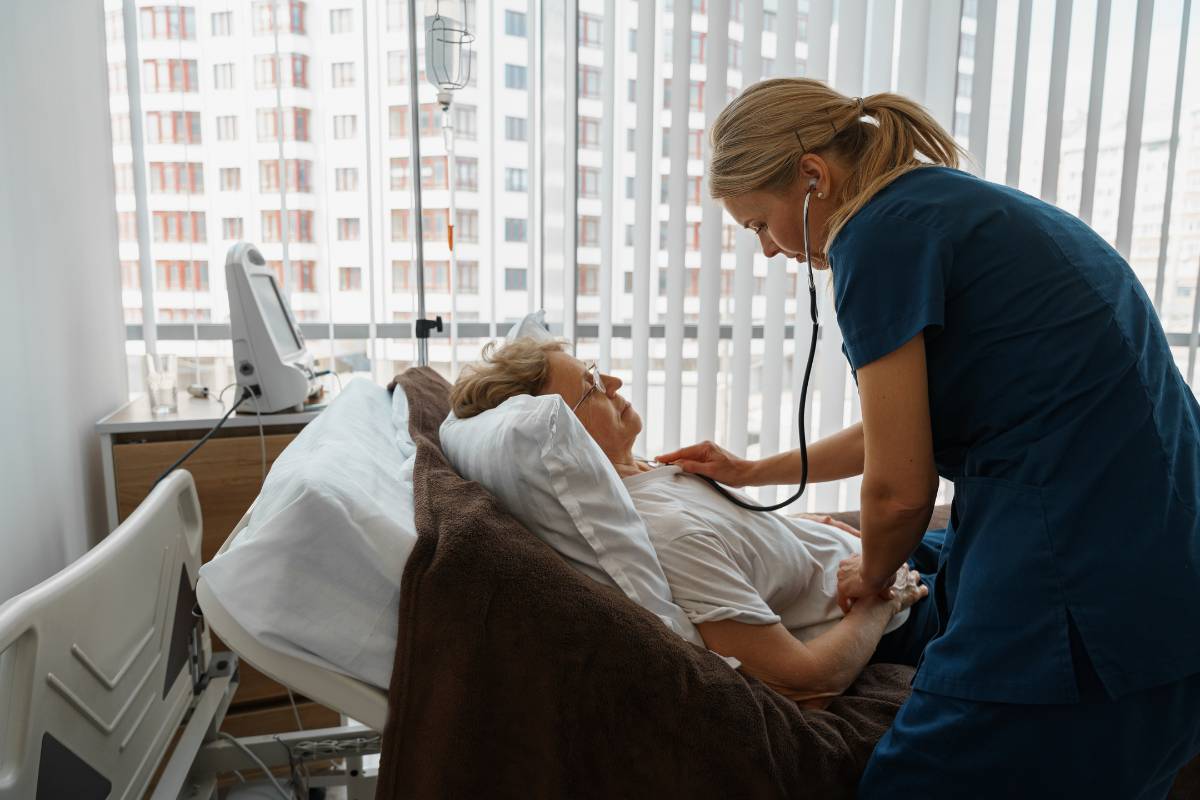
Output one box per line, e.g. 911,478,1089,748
541,351,642,458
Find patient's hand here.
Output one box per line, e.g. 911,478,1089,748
836,556,925,614
796,513,861,538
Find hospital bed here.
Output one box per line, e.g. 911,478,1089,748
0,472,383,800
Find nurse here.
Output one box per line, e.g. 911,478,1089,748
658,78,1200,797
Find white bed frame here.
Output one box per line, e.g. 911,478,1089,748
0,472,388,800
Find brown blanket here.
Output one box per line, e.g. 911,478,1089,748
377,368,918,799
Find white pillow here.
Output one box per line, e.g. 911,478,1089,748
200,378,416,688
391,380,416,458
439,394,704,646
504,309,553,343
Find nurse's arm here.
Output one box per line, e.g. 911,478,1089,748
747,422,865,486
856,332,940,592
696,594,899,707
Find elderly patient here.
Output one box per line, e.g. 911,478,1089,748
450,338,944,706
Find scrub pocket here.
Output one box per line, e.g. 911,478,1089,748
914,477,1080,704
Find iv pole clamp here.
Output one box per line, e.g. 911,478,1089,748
415,316,444,340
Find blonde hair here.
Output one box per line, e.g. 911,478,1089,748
709,78,966,247
449,338,567,419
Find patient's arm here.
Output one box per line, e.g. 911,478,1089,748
696,575,924,708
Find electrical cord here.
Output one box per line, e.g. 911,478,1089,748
152,389,251,487
216,731,291,800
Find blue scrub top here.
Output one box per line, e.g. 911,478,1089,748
828,166,1200,704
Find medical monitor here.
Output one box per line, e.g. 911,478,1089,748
226,243,315,413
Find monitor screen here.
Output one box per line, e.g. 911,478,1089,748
250,274,301,354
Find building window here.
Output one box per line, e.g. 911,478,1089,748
113,162,134,194
338,267,362,291
578,117,600,150
335,167,358,191
388,50,407,85
578,13,602,47
111,112,132,144
254,0,306,34
267,260,318,292
455,157,478,191
216,116,238,141
505,168,528,193
456,209,479,242
261,210,314,243
331,61,355,88
142,58,198,92
689,129,703,159
259,159,312,192
454,105,477,140
505,10,527,36
504,64,527,90
219,167,240,191
688,175,702,204
624,272,634,293
121,260,140,290
420,156,447,189
333,114,357,139
579,166,601,199
578,264,599,296
392,260,410,291
256,107,311,142
330,8,353,33
425,261,450,292
419,104,439,135
457,261,479,293
155,260,209,291
109,62,127,96
388,106,408,138
728,41,741,70
505,268,527,291
211,11,232,36
578,216,600,247
222,217,243,240
254,54,308,88
505,218,528,242
505,116,527,142
578,65,601,98
152,211,206,243
213,62,235,89
149,162,204,194
390,157,409,190
140,6,196,40
689,81,704,111
118,212,138,241
691,32,705,64
391,209,450,242
337,218,361,241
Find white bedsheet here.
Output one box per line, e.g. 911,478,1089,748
199,378,415,689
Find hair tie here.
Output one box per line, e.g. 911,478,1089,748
855,96,865,114
793,130,807,153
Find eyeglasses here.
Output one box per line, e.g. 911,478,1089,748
571,362,605,413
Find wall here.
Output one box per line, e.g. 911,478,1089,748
0,1,129,601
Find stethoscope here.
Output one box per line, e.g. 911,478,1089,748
700,179,821,512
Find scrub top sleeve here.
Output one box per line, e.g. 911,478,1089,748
831,212,950,370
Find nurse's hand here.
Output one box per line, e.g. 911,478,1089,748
836,556,922,613
655,440,755,487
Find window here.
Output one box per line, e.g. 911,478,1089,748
728,41,741,70
579,166,600,199
578,216,601,247
152,211,206,243
267,260,318,292
213,63,235,90
261,210,314,243
388,106,408,138
219,167,240,191
140,6,196,40
392,260,410,291
505,218,527,242
118,212,138,241
333,114,357,139
330,8,353,33
691,32,705,64
390,209,451,242
256,107,311,141
688,175,702,204
121,261,140,290
457,261,479,294
388,51,407,85
335,167,358,191
420,156,447,189
419,104,439,136
456,209,479,242
254,0,306,34
111,112,131,144
337,218,361,241
222,217,243,240
142,59,198,92
625,176,635,200
454,105,477,140
689,81,704,111
505,64,527,90
505,268,527,291
455,157,479,191
108,63,127,96
390,158,409,190
259,159,312,192
578,13,602,47
505,10,527,37
505,168,528,193
505,116,527,142
331,62,355,88
339,267,362,291
689,129,703,159
114,163,134,194
211,11,232,36
578,116,600,150
155,260,209,291
254,54,308,88
425,261,450,292
578,65,601,98
578,264,599,295
210,115,235,142
149,162,204,194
